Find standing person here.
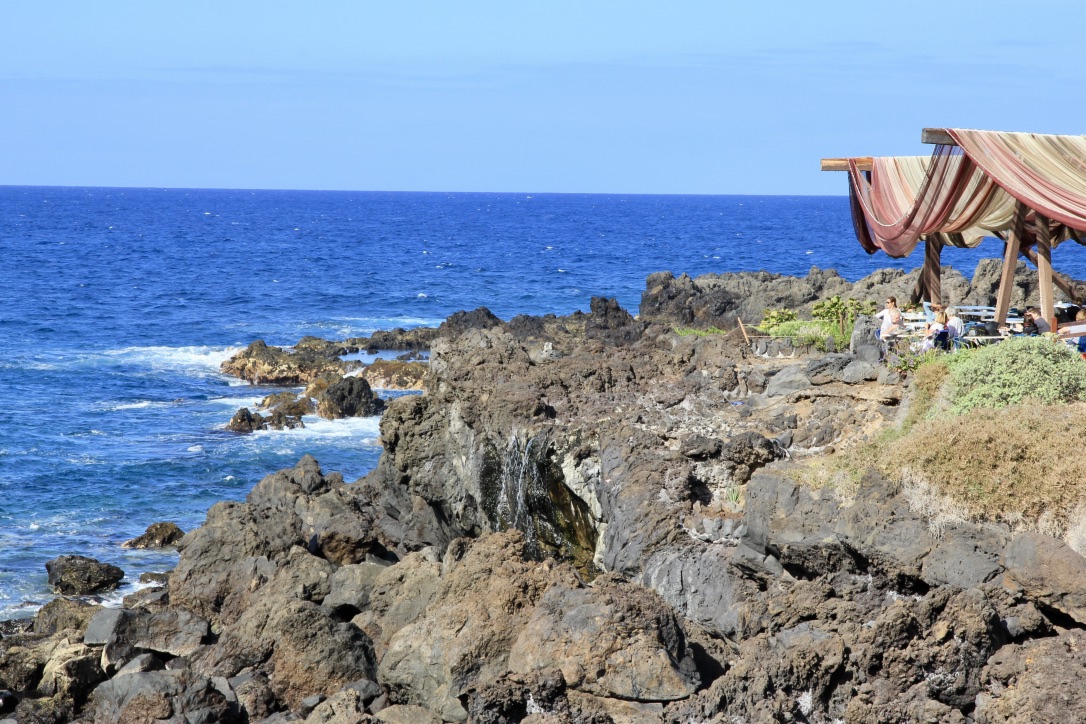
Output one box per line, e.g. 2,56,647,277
945,307,965,339
875,296,903,340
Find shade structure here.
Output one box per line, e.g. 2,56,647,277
847,130,1086,258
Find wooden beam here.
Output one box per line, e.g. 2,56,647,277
923,236,944,304
1036,213,1056,331
921,128,957,146
820,157,873,172
995,200,1028,325
1022,246,1080,303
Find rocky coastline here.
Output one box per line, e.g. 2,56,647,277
2,262,1083,723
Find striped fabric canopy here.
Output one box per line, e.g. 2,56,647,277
848,130,1086,258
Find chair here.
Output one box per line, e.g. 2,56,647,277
933,329,951,351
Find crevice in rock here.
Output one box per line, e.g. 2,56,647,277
1034,602,1086,632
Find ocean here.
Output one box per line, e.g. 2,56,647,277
0,186,1058,618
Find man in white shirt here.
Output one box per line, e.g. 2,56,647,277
945,307,965,338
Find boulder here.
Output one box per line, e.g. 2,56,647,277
317,377,386,419
764,365,810,397
122,521,185,549
850,314,882,363
805,353,853,385
45,556,124,595
227,407,263,433
1002,531,1086,625
88,669,235,723
507,578,699,701
33,598,101,636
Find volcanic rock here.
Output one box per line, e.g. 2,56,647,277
317,377,386,419
359,359,427,391
45,556,124,595
122,521,185,549
221,339,356,385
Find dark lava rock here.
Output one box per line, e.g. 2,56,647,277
45,555,124,595
317,377,386,419
122,521,185,549
585,297,644,346
438,307,503,338
33,598,101,636
227,407,262,433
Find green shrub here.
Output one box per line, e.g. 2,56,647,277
811,296,877,335
675,326,729,337
949,336,1086,413
771,319,847,352
759,308,798,331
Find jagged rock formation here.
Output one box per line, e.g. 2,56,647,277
121,522,185,549
641,260,1076,330
7,275,1086,722
221,340,359,385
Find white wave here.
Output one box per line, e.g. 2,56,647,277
101,345,242,375
187,445,204,453
206,394,268,409
234,415,382,443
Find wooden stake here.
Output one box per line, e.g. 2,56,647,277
995,200,1028,325
736,317,751,346
1036,213,1055,331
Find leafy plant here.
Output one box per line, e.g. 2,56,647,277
759,308,798,332
948,336,1086,413
811,296,878,336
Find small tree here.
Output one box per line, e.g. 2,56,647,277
812,296,876,335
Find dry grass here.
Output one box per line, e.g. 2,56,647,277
875,402,1086,538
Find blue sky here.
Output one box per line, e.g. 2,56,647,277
1,1,1082,194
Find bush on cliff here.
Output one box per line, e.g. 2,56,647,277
947,336,1086,413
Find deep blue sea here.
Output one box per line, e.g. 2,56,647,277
0,186,1058,619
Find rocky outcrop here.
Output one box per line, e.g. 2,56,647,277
14,277,1086,722
317,377,386,419
226,406,305,433
359,360,427,391
122,521,185,549
221,340,359,385
45,556,124,595
641,258,1083,331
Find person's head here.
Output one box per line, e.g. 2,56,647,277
946,307,958,318
935,311,948,325
1076,309,1086,321
885,296,897,308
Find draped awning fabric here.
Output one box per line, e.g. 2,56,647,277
847,129,1086,258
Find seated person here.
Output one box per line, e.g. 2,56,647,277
921,311,950,351
945,307,965,338
1029,307,1052,334
1019,311,1038,335
875,296,904,339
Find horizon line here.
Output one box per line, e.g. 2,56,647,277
0,183,848,199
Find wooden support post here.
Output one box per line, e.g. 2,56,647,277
1036,213,1055,331
995,200,1028,325
923,236,944,304
1022,246,1080,303
736,318,751,346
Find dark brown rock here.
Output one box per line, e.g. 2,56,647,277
44,556,124,595
317,377,386,419
122,521,185,549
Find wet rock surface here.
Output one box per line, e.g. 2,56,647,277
122,521,185,549
8,273,1086,722
44,556,124,595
